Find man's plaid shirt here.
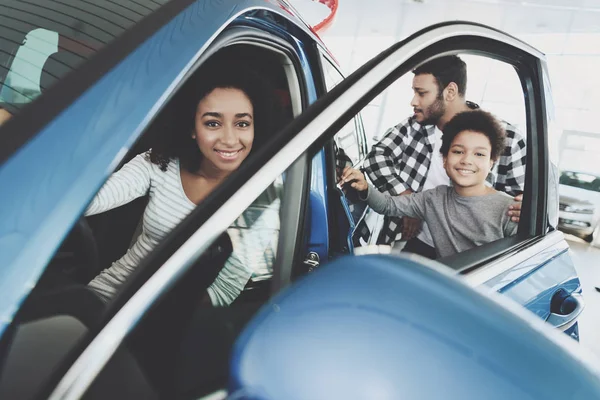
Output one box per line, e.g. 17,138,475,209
356,106,527,245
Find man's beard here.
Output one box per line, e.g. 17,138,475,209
419,97,445,126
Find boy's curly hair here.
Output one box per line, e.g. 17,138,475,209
440,110,506,161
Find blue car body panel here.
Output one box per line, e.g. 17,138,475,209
230,255,600,399
0,0,322,339
483,239,581,339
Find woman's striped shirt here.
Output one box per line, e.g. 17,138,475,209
86,152,281,306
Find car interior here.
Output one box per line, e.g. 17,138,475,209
0,39,310,399
25,43,295,294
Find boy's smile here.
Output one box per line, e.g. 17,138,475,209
443,130,495,196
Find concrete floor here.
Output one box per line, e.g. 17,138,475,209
565,236,600,360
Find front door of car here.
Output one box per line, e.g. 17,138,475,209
287,22,582,335
38,21,584,399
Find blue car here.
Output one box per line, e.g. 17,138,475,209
0,0,593,398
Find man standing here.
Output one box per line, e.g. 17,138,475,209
362,55,525,258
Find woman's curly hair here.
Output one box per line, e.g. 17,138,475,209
440,110,506,161
149,58,280,172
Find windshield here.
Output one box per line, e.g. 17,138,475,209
559,171,600,193
0,0,169,114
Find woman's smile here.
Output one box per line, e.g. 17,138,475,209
214,147,245,160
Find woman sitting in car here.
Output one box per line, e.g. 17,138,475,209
85,62,281,306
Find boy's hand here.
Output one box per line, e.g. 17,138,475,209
339,167,368,192
507,193,522,223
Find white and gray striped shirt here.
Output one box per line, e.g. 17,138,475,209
86,152,281,306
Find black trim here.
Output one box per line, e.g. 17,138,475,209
323,138,344,253
0,321,16,391
514,59,547,237
441,235,529,274
0,0,196,165
533,58,550,234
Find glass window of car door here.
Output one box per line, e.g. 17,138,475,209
320,54,367,168
331,53,527,253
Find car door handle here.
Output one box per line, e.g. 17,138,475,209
546,292,584,331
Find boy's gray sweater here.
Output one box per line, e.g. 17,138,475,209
364,184,518,258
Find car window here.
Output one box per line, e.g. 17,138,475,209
344,53,530,257
559,171,600,192
461,54,527,196
0,0,170,114
320,54,367,168
460,54,527,134
210,175,284,306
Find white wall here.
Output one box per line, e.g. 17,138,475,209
291,0,600,170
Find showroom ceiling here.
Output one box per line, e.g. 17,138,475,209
318,0,600,38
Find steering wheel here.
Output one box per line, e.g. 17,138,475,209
52,217,99,284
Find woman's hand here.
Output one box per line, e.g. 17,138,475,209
338,167,368,192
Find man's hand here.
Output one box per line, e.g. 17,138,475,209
398,188,421,240
508,193,523,223
401,216,422,240
339,167,368,192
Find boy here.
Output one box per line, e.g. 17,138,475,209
340,110,518,258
